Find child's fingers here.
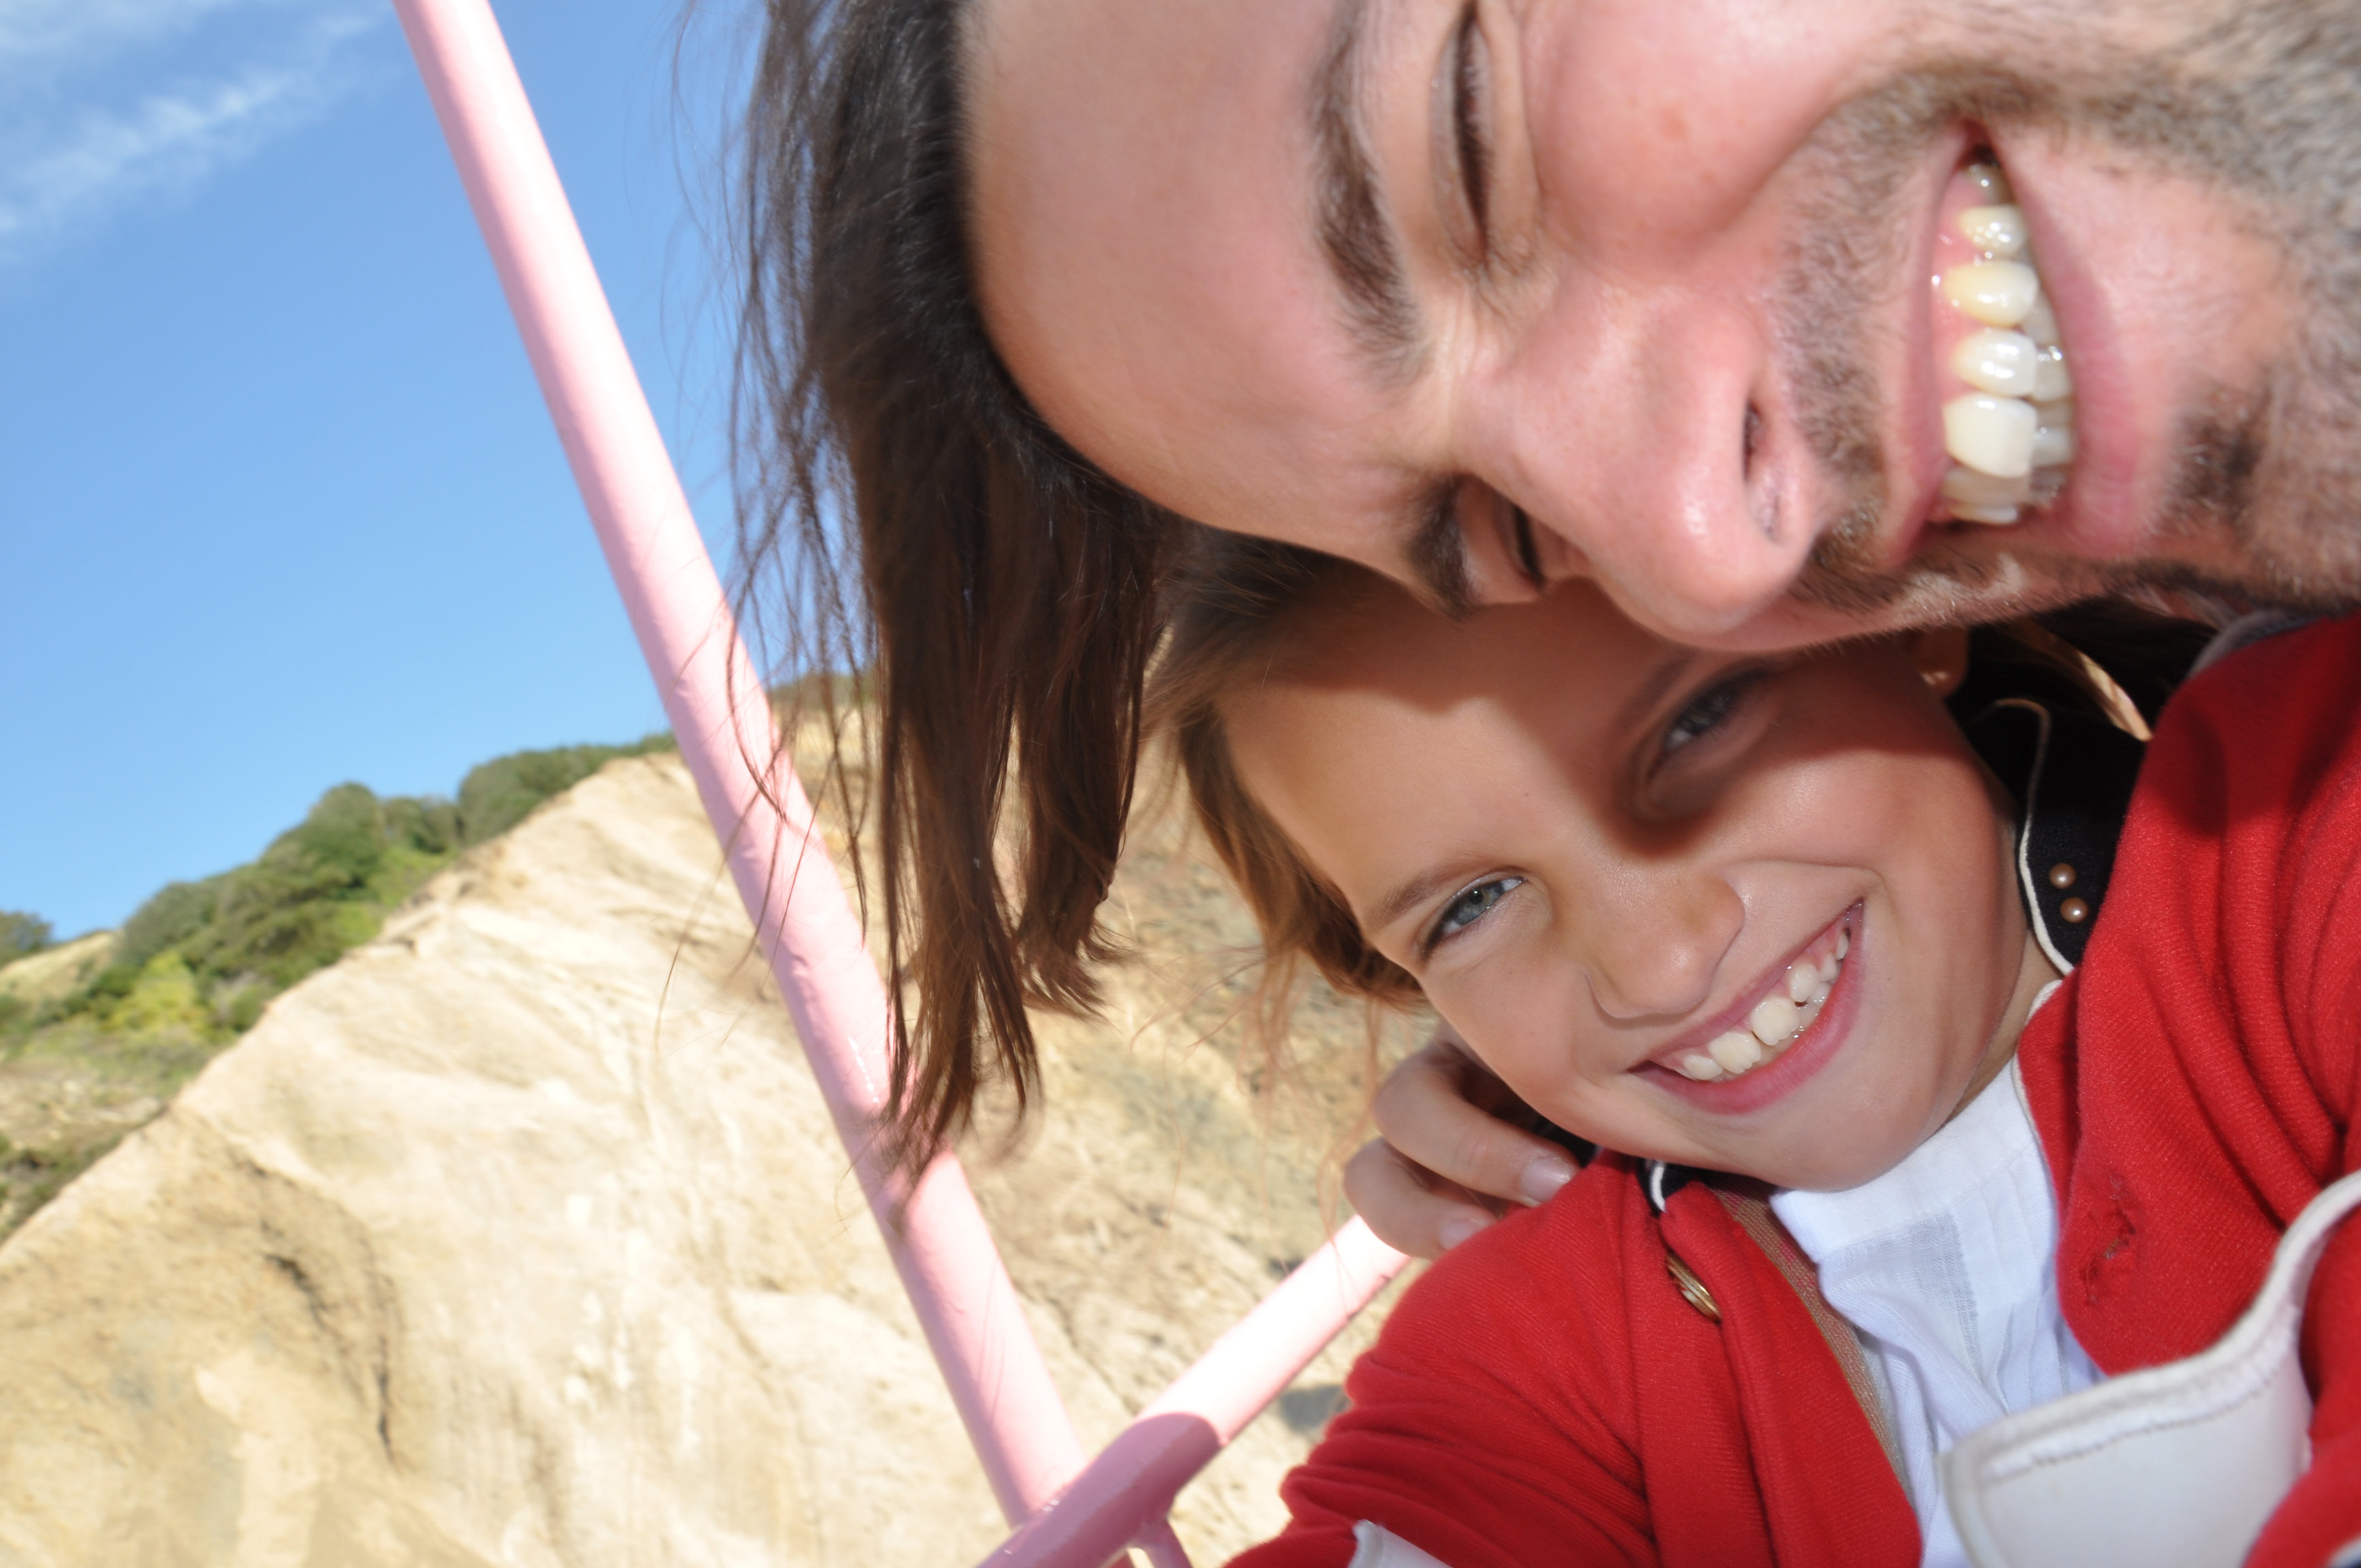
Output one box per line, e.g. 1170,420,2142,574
1343,1137,1504,1259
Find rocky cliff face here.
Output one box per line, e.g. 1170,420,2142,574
0,753,1408,1566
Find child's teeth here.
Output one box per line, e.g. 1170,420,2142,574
1749,994,1801,1048
1677,1052,1728,1081
1677,936,1849,1084
1836,925,1849,960
1710,1031,1763,1074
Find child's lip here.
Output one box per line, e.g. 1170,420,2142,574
1640,905,1857,1074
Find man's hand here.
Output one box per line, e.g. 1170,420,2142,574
1344,1031,1581,1260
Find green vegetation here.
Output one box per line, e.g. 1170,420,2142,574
0,734,672,1237
0,912,48,964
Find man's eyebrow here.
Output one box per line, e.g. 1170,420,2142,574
1405,485,1474,616
1310,0,1425,376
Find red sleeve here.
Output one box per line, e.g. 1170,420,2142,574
2028,612,2361,1566
1225,1168,1660,1568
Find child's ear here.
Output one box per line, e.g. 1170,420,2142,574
1907,624,1972,696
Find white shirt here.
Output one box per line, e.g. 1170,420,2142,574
1770,1047,2103,1568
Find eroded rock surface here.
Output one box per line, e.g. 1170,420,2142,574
0,755,1405,1566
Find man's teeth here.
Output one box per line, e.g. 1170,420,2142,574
1672,946,1846,1084
1940,260,2041,328
1935,164,2075,527
1944,394,2036,478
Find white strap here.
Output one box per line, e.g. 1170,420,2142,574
1946,1168,2361,1568
1348,1521,1455,1568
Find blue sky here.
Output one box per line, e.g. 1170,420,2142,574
1,0,749,938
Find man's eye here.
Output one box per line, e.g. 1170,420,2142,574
1451,8,1493,254
1427,875,1524,951
1660,671,1765,762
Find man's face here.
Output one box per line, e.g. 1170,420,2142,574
967,0,2361,646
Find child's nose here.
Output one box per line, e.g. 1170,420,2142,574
1579,874,1744,1022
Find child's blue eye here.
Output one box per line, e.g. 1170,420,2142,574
1660,671,1765,761
1428,875,1525,951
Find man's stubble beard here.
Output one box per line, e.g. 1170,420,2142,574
1771,0,2361,626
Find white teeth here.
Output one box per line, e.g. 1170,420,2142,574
2032,395,2077,467
1952,329,2041,397
1748,994,1801,1048
1963,162,2014,204
1836,925,1849,960
1933,166,2069,526
2033,347,2072,401
1941,462,2031,524
1942,465,2032,507
1675,940,1847,1082
1956,203,2028,259
1941,261,2041,328
1710,1031,1764,1074
2020,295,2060,347
1945,394,2038,478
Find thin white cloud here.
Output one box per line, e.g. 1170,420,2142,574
0,3,384,267
0,0,302,73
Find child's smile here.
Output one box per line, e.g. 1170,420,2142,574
1645,903,1857,1108
1225,578,2060,1192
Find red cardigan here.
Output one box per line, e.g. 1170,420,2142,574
1231,614,2361,1568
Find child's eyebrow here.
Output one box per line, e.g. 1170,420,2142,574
1372,864,1477,938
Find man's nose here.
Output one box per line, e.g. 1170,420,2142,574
1474,290,1826,643
1575,869,1744,1023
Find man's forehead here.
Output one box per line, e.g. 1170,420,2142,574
964,0,1418,538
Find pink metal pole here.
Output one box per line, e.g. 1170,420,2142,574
987,1219,1407,1568
385,0,1087,1523
390,2,1413,1558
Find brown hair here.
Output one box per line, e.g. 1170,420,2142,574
735,0,1184,1174
1144,536,2216,1014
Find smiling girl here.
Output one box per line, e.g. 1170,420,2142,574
1149,540,2361,1568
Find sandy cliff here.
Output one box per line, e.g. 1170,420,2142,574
0,753,1406,1566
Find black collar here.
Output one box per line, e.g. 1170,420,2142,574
1637,698,2146,1215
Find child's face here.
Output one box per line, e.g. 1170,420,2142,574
1226,582,2058,1192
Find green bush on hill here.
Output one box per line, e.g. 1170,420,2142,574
0,912,49,964
8,734,674,1052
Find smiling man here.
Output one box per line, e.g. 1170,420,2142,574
740,0,2361,1208
968,0,2361,643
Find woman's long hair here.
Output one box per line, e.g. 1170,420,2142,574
733,0,1184,1174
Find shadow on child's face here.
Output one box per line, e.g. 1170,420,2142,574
1225,579,2041,1192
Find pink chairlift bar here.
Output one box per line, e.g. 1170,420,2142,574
387,0,1408,1558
